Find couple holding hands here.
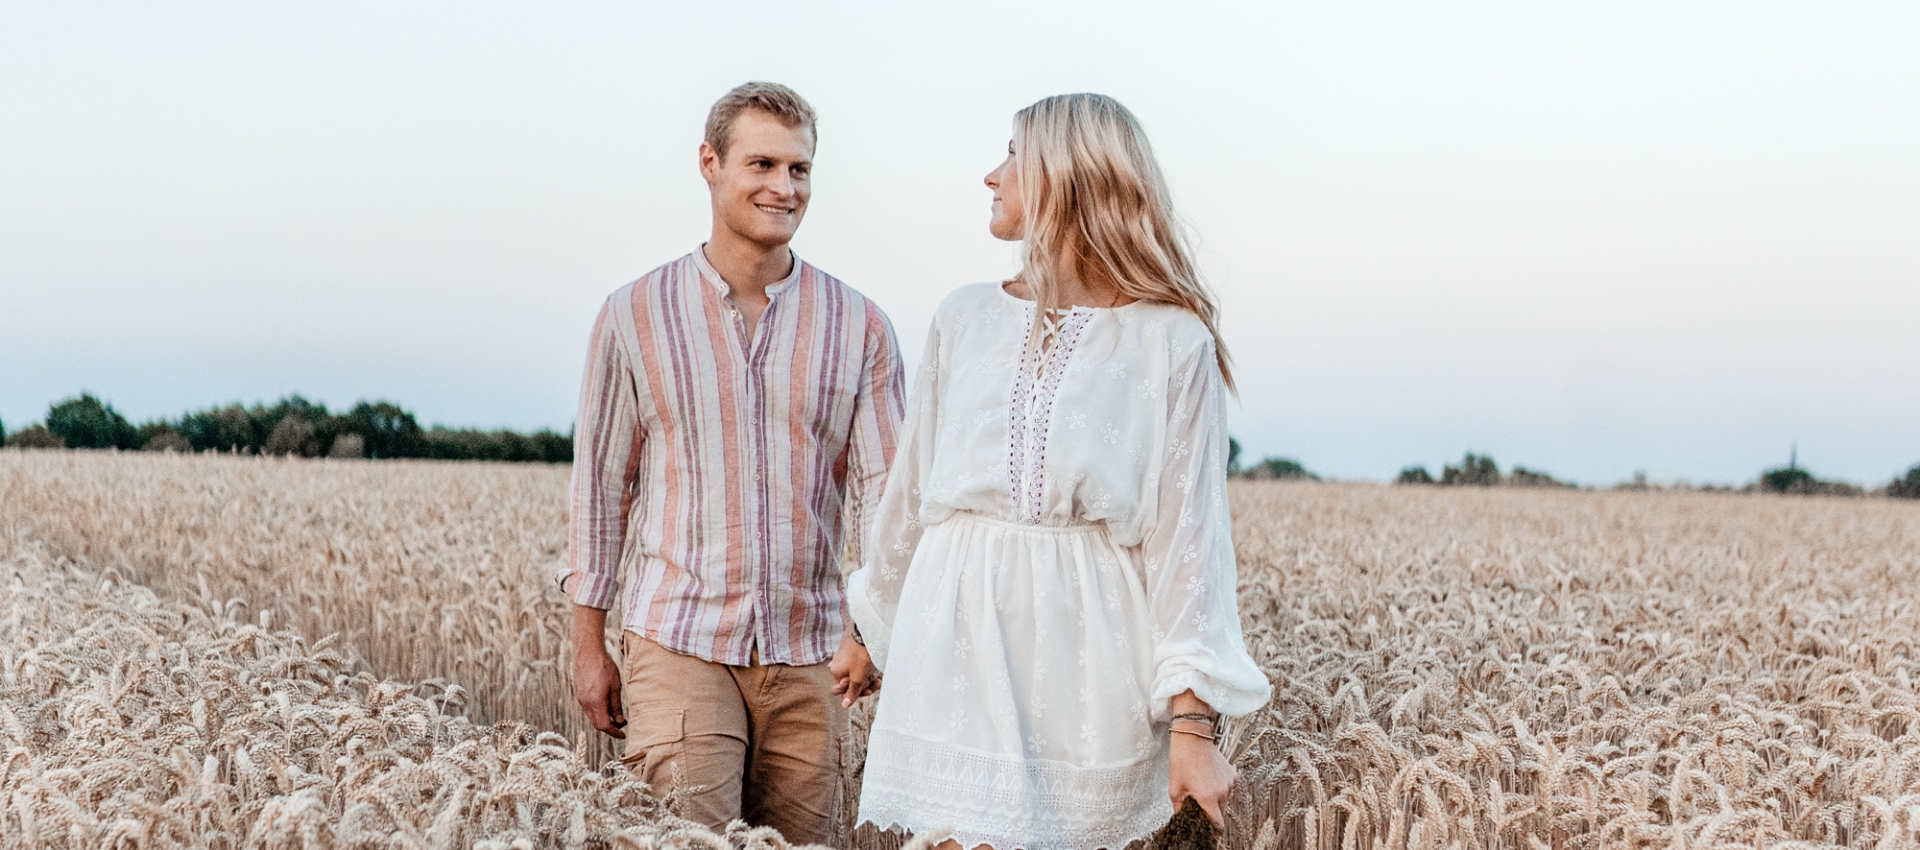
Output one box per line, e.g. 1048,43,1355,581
557,81,1269,850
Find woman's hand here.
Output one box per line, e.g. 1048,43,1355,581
1168,729,1235,827
1166,689,1233,827
829,631,882,708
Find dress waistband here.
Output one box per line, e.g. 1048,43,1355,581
943,511,1104,534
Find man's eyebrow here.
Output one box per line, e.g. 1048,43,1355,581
734,151,811,165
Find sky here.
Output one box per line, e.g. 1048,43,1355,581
3,2,1917,486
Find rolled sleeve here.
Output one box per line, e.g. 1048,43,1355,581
563,299,642,611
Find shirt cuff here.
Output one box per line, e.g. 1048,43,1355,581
562,569,619,610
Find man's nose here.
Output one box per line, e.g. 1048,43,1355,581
768,171,795,197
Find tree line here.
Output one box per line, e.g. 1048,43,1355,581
1227,439,1920,499
7,402,1917,495
0,393,571,463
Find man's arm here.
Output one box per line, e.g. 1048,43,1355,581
839,301,907,577
572,604,626,737
562,299,643,737
830,301,906,706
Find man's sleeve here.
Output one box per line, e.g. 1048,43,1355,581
558,298,642,610
840,301,907,576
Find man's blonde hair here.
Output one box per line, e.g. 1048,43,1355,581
704,81,817,161
1011,93,1235,391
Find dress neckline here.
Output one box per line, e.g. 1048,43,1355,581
996,282,1143,314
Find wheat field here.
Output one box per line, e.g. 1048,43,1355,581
4,451,1920,848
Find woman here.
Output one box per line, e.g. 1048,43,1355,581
841,93,1271,850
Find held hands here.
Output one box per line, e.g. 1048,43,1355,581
829,630,882,708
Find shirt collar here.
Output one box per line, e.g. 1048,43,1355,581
694,244,803,298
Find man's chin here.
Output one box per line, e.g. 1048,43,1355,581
726,221,801,249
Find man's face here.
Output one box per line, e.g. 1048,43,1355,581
700,110,814,249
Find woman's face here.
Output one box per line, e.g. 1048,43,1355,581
985,141,1023,241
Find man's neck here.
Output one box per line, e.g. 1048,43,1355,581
703,231,795,303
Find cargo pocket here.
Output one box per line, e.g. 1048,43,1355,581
620,708,687,783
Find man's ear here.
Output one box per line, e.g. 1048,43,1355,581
698,142,721,185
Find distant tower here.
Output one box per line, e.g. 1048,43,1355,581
1790,441,1798,470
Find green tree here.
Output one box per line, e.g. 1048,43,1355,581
1245,457,1318,481
1397,466,1435,484
345,401,426,459
1227,437,1242,474
533,430,572,463
1441,453,1501,486
1890,464,1920,499
178,404,260,453
47,393,138,449
1760,466,1815,494
0,415,6,449
1509,466,1570,488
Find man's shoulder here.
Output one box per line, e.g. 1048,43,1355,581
796,259,881,313
608,253,700,304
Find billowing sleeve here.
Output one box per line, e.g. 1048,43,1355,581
1139,340,1272,720
557,298,642,610
844,316,942,671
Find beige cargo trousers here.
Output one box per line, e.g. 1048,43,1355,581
618,633,848,844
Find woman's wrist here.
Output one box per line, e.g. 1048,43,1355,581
1168,713,1218,741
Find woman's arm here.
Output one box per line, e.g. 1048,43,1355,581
832,304,908,707
1138,339,1273,826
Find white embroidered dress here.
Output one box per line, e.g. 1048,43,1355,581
847,283,1271,850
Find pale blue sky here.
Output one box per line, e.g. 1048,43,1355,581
3,2,1917,485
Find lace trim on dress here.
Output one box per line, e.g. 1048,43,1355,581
1006,309,1093,526
858,728,1170,850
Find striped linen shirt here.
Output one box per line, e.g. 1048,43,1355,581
559,248,906,667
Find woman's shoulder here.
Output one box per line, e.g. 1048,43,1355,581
932,282,1013,325
1119,301,1215,352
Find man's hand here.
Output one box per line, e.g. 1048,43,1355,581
829,630,881,708
571,604,626,738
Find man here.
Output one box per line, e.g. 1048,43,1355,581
559,82,892,843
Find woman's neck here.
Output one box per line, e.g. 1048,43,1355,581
1007,255,1137,308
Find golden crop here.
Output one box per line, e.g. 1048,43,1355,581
4,451,1919,848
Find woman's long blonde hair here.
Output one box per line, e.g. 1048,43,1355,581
1012,93,1235,392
